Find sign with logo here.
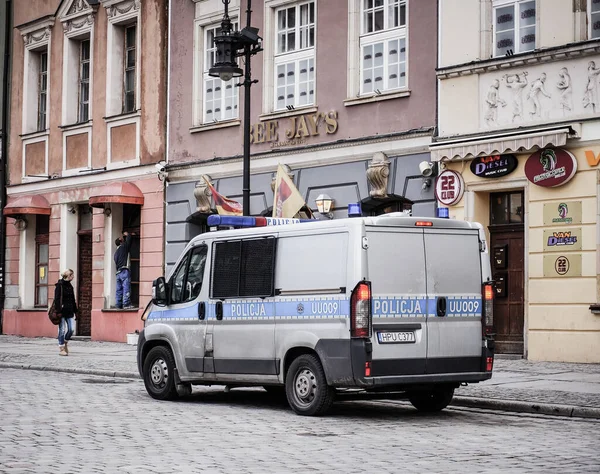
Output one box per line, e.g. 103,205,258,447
470,154,518,179
435,170,464,206
524,148,577,187
543,201,582,225
543,227,582,251
543,254,582,278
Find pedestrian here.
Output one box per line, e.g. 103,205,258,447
55,269,78,356
114,231,135,309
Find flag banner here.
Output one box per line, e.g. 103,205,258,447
273,165,307,218
203,176,243,216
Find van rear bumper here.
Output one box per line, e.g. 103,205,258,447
364,371,492,388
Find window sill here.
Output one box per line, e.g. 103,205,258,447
104,110,141,124
16,308,48,312
59,121,93,132
344,90,411,107
190,119,241,133
259,106,318,122
19,130,49,140
101,308,140,313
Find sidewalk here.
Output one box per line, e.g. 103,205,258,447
1,334,599,419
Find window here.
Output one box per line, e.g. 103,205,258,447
123,204,141,307
124,25,136,113
490,192,524,225
360,0,407,95
170,246,208,305
203,23,239,123
35,215,50,307
274,1,316,110
494,0,536,57
591,0,600,39
211,237,277,299
79,40,90,122
38,51,48,131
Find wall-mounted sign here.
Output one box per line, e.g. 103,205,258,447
543,227,582,251
524,148,577,187
250,110,338,148
543,201,582,225
435,170,464,206
585,150,600,167
543,254,582,278
470,154,518,179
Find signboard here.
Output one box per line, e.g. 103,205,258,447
543,228,582,251
524,148,577,187
543,201,582,225
470,154,518,179
435,170,464,206
543,254,582,278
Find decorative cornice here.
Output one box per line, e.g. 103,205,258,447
67,0,90,15
63,14,95,33
105,0,140,18
23,28,51,46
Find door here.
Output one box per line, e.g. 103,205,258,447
77,205,93,336
489,191,525,354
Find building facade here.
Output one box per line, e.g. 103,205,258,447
433,0,600,362
165,0,439,270
2,0,167,342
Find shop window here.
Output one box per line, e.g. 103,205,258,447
35,215,50,307
493,0,536,57
170,246,208,304
490,192,523,225
123,204,141,307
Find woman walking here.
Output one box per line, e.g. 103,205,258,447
55,269,78,356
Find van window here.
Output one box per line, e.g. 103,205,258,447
170,246,208,304
211,237,276,299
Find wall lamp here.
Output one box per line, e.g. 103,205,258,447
13,216,28,231
315,193,334,219
67,206,77,214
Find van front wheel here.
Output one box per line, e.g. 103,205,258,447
408,387,454,412
286,354,334,416
143,346,179,401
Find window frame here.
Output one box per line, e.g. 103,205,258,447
123,24,137,114
490,191,524,226
169,245,208,305
34,215,50,307
492,0,537,57
37,51,48,132
273,0,317,111
122,204,141,308
78,39,91,123
589,0,600,40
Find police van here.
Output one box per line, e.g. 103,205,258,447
137,212,495,416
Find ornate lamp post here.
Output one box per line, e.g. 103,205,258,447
209,0,262,216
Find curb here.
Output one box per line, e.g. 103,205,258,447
0,362,140,380
451,395,600,420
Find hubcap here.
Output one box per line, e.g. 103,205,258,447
150,358,168,388
294,368,317,406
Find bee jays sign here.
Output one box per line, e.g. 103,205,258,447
524,148,577,187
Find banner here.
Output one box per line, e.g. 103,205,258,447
203,176,243,216
272,165,307,218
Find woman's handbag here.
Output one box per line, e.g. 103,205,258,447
48,285,63,325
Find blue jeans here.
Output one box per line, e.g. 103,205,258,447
116,268,131,308
58,317,75,346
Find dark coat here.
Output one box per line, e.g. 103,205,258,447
54,279,78,317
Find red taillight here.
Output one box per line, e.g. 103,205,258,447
486,357,494,372
415,221,433,227
351,281,372,338
482,282,494,335
365,361,371,377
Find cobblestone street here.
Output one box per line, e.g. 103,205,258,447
1,368,598,473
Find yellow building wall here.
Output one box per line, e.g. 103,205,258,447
443,146,600,363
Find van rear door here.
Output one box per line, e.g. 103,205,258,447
366,227,427,376
423,227,483,374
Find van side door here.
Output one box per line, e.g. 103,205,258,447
423,228,483,374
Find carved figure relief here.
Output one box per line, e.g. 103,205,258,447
484,79,506,126
556,67,573,115
67,0,89,16
366,152,390,197
503,72,528,122
527,73,551,119
583,61,600,114
194,176,212,213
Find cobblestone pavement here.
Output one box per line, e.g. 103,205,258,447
0,368,599,474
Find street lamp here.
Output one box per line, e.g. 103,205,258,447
315,194,334,219
209,0,262,216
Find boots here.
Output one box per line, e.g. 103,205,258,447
64,341,69,355
59,345,68,356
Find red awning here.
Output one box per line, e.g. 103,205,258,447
3,195,52,217
89,182,144,208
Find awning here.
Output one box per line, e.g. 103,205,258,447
430,125,580,162
3,195,52,217
89,182,144,208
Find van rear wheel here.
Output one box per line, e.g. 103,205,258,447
286,354,334,416
143,346,179,401
408,387,454,412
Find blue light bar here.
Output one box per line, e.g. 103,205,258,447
436,207,450,218
207,215,315,228
348,202,362,218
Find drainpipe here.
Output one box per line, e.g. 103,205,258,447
0,0,12,333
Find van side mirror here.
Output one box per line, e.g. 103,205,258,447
152,277,168,305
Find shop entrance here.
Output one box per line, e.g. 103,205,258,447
489,191,525,354
77,205,93,337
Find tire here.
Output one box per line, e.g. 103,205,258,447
408,387,455,412
142,346,179,401
285,354,334,416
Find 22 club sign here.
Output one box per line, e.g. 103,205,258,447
435,170,464,206
524,148,577,187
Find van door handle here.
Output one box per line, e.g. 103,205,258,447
436,297,447,317
216,301,223,321
198,302,206,320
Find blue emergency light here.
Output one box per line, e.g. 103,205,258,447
207,215,315,228
436,207,450,218
348,202,362,218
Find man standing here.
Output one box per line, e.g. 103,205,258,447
114,231,135,309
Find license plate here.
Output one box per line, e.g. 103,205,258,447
377,331,416,344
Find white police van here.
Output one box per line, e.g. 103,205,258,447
137,212,495,416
